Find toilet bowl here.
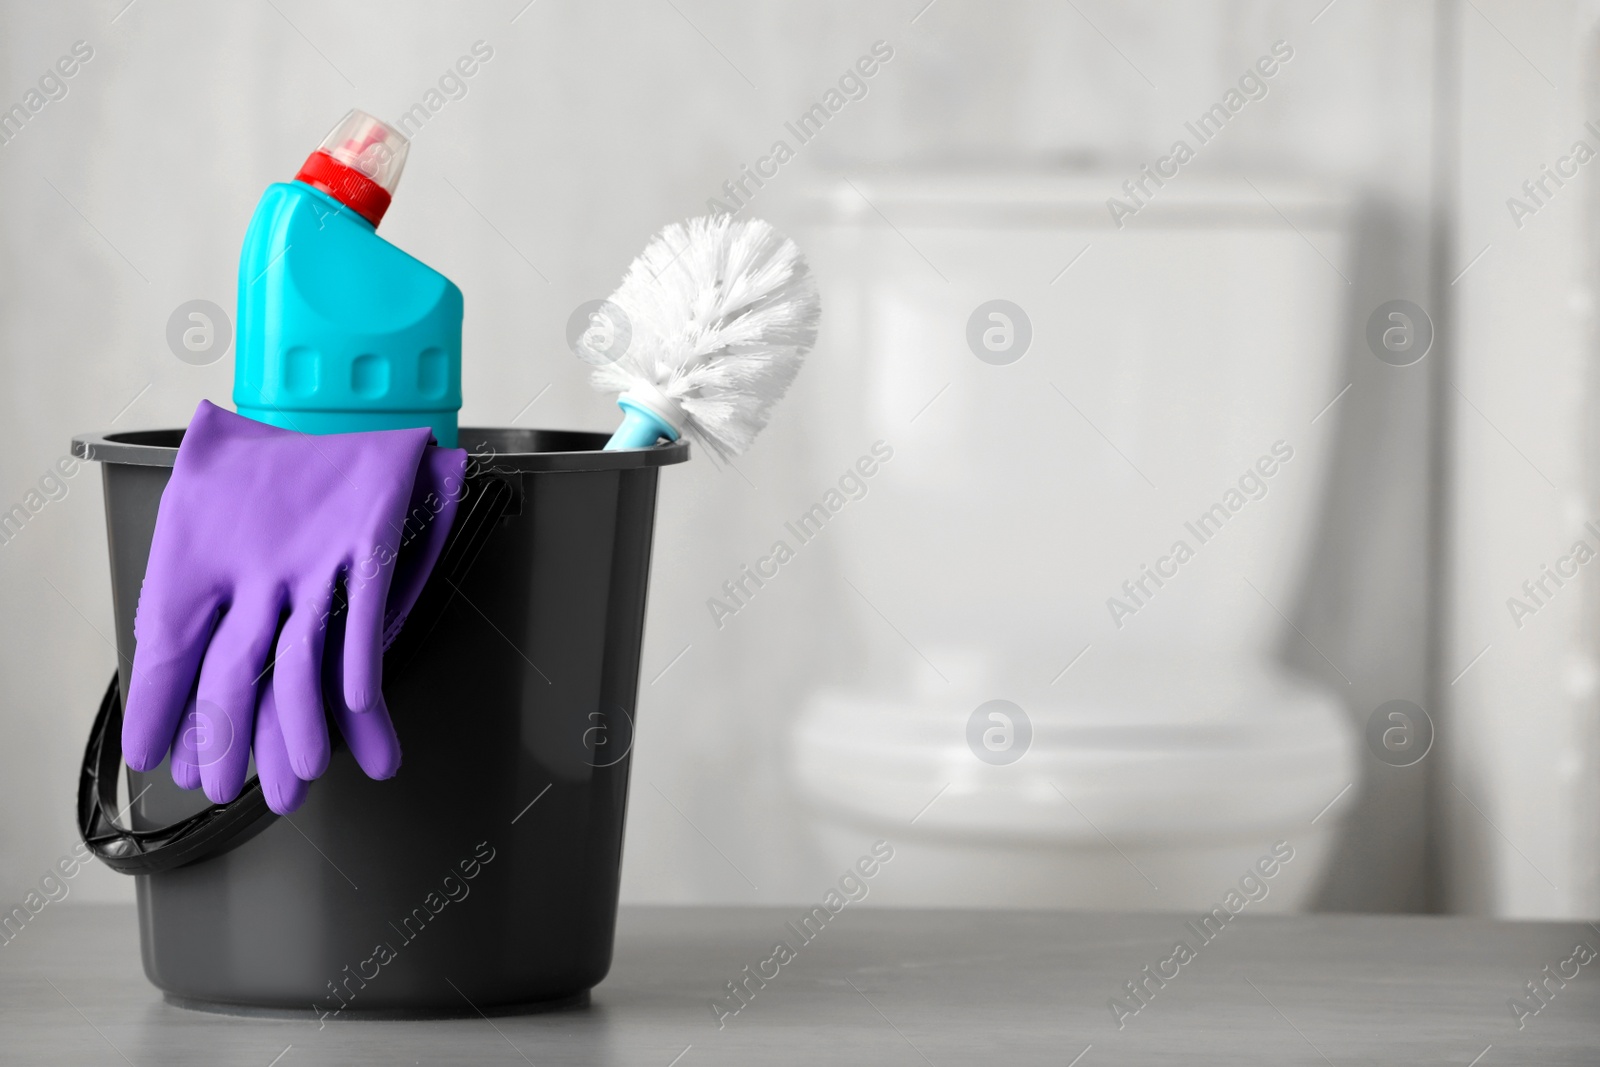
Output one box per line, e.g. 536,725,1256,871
783,170,1358,910
790,653,1357,910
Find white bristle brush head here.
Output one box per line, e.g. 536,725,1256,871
586,214,821,459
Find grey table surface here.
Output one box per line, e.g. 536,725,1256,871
1,904,1597,1066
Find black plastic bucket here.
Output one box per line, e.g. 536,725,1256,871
71,426,688,1016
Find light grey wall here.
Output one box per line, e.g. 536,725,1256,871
1446,0,1600,917
0,0,1451,910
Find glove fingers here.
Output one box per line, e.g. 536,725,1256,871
195,592,284,804
330,688,402,781
169,695,202,790
123,597,219,773
342,556,394,713
254,683,309,815
272,583,334,780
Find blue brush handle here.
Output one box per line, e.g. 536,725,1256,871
604,397,680,450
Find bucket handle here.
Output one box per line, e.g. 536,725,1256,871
78,474,518,875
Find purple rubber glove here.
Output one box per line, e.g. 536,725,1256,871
214,446,466,813
125,401,468,806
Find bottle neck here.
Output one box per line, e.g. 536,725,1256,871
294,183,378,232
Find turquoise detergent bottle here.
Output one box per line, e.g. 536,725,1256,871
233,110,463,446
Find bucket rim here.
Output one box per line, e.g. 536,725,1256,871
71,426,691,473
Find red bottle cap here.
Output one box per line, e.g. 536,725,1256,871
291,110,409,228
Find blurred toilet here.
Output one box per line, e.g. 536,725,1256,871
784,170,1359,911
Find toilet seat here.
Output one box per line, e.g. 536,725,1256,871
789,659,1357,846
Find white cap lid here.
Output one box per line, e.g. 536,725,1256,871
315,109,409,195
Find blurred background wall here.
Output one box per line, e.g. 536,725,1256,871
0,0,1591,920
1447,0,1600,917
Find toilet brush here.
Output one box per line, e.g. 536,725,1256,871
585,215,821,457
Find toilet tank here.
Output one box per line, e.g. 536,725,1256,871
788,171,1352,681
